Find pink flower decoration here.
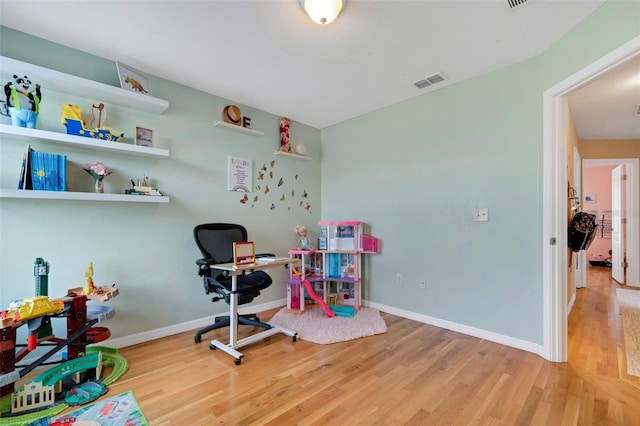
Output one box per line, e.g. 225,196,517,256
84,161,112,181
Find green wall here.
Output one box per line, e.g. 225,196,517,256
320,0,639,344
0,27,322,340
1,0,638,350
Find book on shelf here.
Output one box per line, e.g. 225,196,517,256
126,189,163,196
133,185,156,192
17,152,27,189
27,147,67,191
18,144,34,190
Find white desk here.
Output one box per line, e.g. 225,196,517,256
209,257,299,365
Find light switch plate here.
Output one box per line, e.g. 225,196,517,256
474,208,489,222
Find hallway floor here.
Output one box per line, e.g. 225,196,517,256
567,265,639,421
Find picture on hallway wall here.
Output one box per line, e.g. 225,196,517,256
585,193,596,203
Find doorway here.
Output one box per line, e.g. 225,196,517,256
581,159,639,287
542,35,640,363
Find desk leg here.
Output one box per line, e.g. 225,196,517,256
211,275,244,365
209,274,298,366
229,275,238,346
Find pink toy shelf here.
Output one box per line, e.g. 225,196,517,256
287,221,379,313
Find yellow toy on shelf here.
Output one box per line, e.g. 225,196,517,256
61,104,123,142
2,296,64,322
84,261,95,295
68,262,119,302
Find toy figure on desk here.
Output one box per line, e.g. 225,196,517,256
4,74,41,128
295,225,313,250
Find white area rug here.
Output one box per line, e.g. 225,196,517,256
269,306,387,344
616,288,640,377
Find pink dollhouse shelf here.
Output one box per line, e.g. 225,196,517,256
288,249,317,255
361,234,379,252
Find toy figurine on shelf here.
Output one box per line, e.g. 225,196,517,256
84,262,95,295
61,104,124,142
295,225,313,251
4,74,41,128
280,117,291,153
68,262,119,302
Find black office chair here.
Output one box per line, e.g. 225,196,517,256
193,223,274,344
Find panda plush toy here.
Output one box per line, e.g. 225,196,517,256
4,74,41,128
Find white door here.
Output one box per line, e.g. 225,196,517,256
611,164,625,284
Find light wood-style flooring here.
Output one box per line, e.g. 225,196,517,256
35,267,640,424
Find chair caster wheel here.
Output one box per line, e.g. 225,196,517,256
194,335,202,343
292,335,297,342
210,344,216,350
234,358,242,365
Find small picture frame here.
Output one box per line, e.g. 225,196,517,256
585,193,596,203
135,127,154,147
116,61,152,95
233,241,256,266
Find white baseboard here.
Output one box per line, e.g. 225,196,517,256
101,298,287,349
364,301,544,357
102,298,543,358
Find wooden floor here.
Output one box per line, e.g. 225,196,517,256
47,268,640,424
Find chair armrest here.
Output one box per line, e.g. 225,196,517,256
196,258,216,266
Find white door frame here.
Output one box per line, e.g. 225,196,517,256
582,159,639,286
542,35,640,362
573,147,586,289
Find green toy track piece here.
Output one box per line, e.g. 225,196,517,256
86,346,129,385
0,403,68,426
0,347,128,425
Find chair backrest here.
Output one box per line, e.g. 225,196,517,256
194,223,248,265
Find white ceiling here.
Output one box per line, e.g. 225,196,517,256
567,54,640,140
1,0,637,138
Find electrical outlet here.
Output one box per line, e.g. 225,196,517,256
419,276,426,289
473,207,489,222
396,273,403,286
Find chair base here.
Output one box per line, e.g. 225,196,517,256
194,314,272,343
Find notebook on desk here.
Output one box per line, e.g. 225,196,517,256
257,257,291,263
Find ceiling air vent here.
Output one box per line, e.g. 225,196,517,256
507,0,528,9
414,72,447,89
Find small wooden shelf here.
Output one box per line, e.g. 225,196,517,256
213,121,264,136
0,124,170,158
274,151,312,161
0,189,170,203
1,56,169,114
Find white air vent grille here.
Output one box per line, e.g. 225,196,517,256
507,0,528,8
414,72,447,89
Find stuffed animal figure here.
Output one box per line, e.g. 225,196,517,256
4,74,41,128
280,117,291,152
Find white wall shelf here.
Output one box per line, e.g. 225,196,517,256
0,189,170,203
274,151,312,161
0,124,170,158
213,120,264,136
0,56,169,114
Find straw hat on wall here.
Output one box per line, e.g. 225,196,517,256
222,105,242,125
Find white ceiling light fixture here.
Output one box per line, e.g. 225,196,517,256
301,0,344,25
